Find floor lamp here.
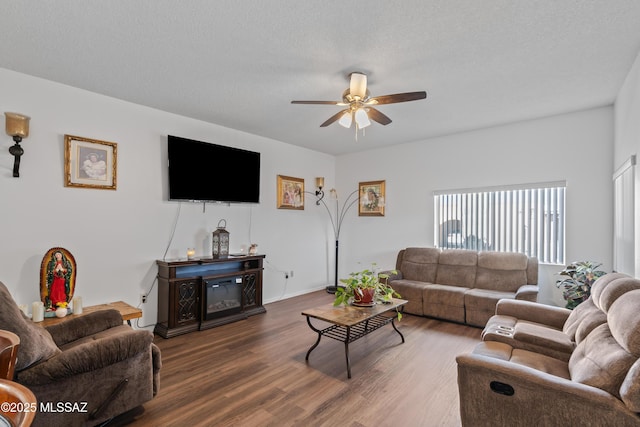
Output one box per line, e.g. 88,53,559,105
311,177,360,294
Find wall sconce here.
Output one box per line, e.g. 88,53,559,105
5,112,30,177
315,177,325,205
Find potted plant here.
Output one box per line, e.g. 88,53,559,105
555,261,606,309
333,264,402,319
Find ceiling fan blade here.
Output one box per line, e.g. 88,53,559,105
368,91,427,105
320,109,349,127
366,107,392,125
291,100,341,105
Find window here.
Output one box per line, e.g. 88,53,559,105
434,182,566,264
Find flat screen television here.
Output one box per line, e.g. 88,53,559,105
168,135,260,203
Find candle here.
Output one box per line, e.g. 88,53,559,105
187,248,196,260
18,304,28,317
73,296,83,314
32,301,44,322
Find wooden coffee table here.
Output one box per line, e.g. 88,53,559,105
302,298,407,378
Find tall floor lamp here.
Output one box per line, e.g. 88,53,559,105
312,177,360,293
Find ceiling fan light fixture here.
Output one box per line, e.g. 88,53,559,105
350,72,367,100
355,108,371,128
338,111,353,128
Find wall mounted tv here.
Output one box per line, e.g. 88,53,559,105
168,135,260,203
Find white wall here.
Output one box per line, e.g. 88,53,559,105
0,68,336,329
336,107,614,306
614,50,640,277
0,67,617,327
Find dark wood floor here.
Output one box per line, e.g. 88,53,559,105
131,290,482,427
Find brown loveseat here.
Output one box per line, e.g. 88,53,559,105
456,281,640,426
382,248,538,327
0,281,161,427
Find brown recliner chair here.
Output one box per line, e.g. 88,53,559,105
0,281,161,427
457,288,640,426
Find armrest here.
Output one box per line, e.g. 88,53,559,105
456,353,638,425
495,299,570,330
45,309,124,347
17,329,153,386
515,284,539,301
379,270,402,282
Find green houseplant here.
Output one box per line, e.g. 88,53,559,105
555,261,606,309
333,264,402,319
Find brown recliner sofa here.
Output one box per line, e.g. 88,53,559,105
482,272,637,361
382,248,538,327
456,286,640,426
0,281,161,427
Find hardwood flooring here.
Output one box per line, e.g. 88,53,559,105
131,290,481,427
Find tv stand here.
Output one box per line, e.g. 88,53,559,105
154,254,265,338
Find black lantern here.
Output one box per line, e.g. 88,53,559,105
212,219,230,259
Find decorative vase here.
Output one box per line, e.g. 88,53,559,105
55,307,68,318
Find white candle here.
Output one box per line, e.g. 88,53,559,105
73,296,83,314
187,248,196,260
32,301,44,322
18,304,28,317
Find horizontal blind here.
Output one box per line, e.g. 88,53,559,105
434,183,565,264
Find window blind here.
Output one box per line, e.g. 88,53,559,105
434,182,566,264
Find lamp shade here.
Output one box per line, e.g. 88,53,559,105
5,112,30,138
338,111,352,128
350,73,367,100
355,108,371,128
315,177,324,189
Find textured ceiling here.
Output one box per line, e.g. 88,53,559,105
2,1,640,155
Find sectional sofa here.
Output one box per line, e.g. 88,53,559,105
382,247,538,327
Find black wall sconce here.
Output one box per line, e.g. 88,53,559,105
5,112,30,177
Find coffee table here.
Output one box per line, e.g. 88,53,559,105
302,298,407,378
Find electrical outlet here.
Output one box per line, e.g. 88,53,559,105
141,294,147,304
290,270,294,278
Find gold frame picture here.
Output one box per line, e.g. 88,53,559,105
64,135,117,190
277,175,304,210
359,180,385,216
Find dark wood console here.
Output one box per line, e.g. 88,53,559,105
154,254,265,338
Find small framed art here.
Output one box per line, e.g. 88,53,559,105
277,175,304,209
64,135,117,190
359,180,385,216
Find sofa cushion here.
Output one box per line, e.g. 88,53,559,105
562,298,606,343
590,273,631,310
474,252,528,292
607,289,640,356
387,280,426,315
464,288,515,313
0,281,61,371
435,249,477,287
569,323,636,398
399,247,440,282
422,284,468,323
621,359,640,412
598,277,640,313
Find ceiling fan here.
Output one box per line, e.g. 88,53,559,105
291,72,427,132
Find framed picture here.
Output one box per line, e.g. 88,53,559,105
277,175,304,209
64,135,117,190
359,180,385,216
